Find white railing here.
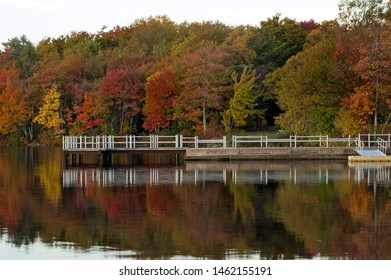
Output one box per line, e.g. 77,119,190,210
355,137,365,152
232,135,268,148
288,135,329,147
377,138,388,154
63,135,183,150
194,136,226,149
62,134,362,151
358,133,391,147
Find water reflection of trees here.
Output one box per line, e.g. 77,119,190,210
1,148,391,259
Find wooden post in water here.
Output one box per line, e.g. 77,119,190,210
71,154,76,166
65,153,70,167
175,153,180,165
99,152,112,167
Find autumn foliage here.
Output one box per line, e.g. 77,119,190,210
0,2,390,143
143,69,178,132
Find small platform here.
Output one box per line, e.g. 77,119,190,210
348,156,391,163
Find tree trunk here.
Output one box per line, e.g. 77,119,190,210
24,121,34,141
202,104,206,132
373,26,380,134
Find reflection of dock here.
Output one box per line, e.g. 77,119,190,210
352,166,391,183
62,161,391,187
62,167,227,187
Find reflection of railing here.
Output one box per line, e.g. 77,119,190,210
353,166,391,183
63,165,389,187
63,168,227,187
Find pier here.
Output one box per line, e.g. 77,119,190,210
62,133,391,166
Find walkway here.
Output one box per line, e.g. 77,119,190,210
62,134,391,165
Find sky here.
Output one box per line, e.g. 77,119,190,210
0,0,341,45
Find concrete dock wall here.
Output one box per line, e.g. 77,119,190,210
185,147,356,160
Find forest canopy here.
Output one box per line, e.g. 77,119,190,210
0,0,390,144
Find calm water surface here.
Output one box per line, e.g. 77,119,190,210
1,146,391,260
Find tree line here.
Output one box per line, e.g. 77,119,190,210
0,0,389,144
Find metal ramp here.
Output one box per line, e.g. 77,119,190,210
356,148,386,156
355,136,389,156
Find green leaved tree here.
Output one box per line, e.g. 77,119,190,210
223,66,262,132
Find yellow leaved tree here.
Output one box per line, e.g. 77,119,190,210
34,84,64,136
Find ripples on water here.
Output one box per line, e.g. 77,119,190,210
1,147,391,259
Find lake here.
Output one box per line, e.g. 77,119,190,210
1,146,391,260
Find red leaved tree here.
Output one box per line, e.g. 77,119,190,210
0,67,32,138
175,44,229,133
143,69,178,132
99,68,144,134
67,92,106,135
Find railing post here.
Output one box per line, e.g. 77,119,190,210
266,136,268,148
223,136,226,148
180,135,183,148
232,135,236,148
195,136,198,149
155,135,159,149
175,135,179,148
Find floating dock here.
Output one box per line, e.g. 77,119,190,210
348,156,391,163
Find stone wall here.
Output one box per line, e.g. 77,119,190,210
185,147,356,160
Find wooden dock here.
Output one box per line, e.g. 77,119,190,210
62,134,391,166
